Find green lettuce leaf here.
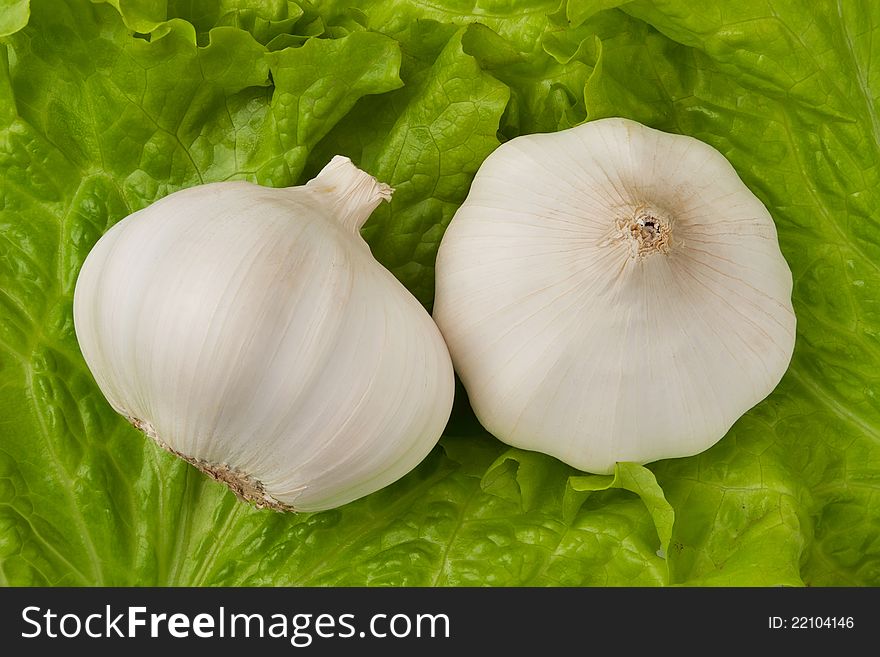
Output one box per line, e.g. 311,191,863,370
167,0,305,45
0,1,29,37
1,0,879,586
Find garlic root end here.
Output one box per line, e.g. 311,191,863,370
127,416,297,513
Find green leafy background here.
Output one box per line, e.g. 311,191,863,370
1,0,878,586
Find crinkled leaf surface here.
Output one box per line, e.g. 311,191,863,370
1,0,879,585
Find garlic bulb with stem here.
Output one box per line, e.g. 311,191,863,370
433,117,796,474
73,156,454,512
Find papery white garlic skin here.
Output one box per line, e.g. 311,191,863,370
73,156,454,512
433,118,796,474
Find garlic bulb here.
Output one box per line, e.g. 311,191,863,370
73,156,454,512
433,118,796,474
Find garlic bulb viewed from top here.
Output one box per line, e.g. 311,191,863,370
433,118,796,474
74,156,454,512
